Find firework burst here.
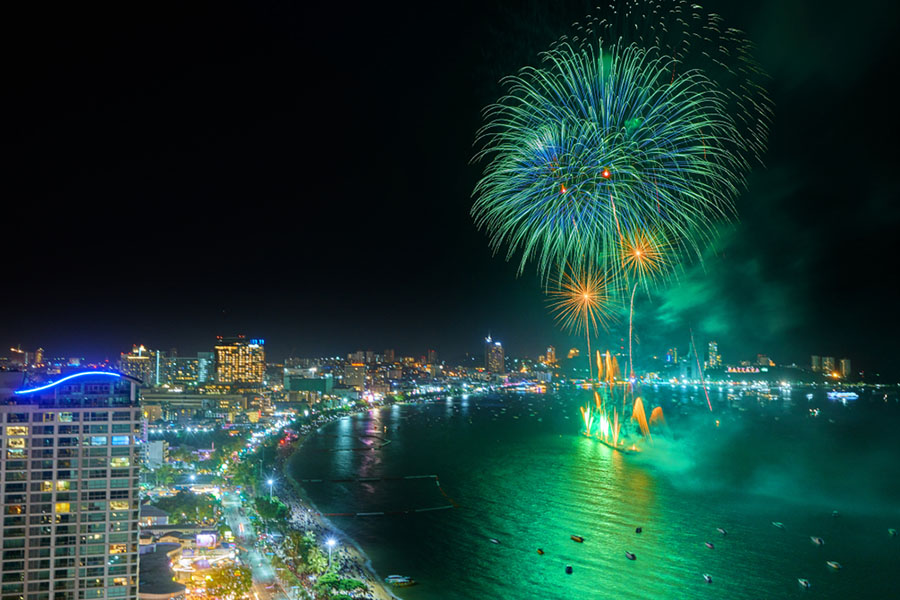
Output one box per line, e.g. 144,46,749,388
546,269,614,339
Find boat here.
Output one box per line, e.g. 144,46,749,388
385,575,416,587
565,565,573,574
810,536,825,546
798,578,811,589
832,511,840,518
489,538,500,544
826,561,842,570
625,551,636,560
536,548,545,555
705,542,715,549
717,527,727,536
703,574,713,584
889,528,897,537
570,535,584,543
635,527,642,534
772,522,785,529
827,391,858,401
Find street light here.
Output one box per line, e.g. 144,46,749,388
267,478,274,500
326,538,336,571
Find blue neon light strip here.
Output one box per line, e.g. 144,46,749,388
14,371,122,395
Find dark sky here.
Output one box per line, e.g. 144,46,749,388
2,1,899,375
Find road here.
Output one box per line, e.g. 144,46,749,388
222,491,297,600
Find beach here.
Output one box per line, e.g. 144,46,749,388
276,412,400,600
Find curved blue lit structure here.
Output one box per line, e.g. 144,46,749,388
14,371,123,395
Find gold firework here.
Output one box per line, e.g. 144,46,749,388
546,269,614,338
619,229,669,286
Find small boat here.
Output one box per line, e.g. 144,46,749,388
625,551,636,560
716,527,727,536
565,565,573,574
889,528,897,537
832,511,840,518
571,535,584,543
810,536,825,546
772,522,785,529
635,527,642,534
536,548,545,555
489,538,501,544
702,574,713,584
705,542,715,549
385,575,416,587
798,578,811,589
826,561,842,570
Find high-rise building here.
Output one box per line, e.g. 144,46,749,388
343,364,366,389
706,341,721,369
426,349,438,365
666,347,678,364
757,354,774,367
383,349,395,364
822,356,835,374
214,336,265,387
0,370,141,600
811,355,822,372
484,336,505,374
840,358,852,378
118,345,155,386
546,346,556,365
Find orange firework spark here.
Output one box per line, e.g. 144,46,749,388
619,229,670,287
547,268,614,338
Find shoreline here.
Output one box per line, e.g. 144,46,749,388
278,409,402,600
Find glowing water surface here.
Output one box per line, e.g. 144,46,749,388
291,388,900,599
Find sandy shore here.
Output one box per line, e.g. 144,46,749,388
277,415,401,600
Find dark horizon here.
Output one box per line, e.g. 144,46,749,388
2,1,899,377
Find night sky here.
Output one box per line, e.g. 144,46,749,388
2,1,899,375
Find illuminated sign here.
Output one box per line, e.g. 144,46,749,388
727,366,760,373
195,533,217,548
15,371,122,395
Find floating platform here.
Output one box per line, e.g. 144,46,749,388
596,437,639,454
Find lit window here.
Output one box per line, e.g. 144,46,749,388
6,426,29,436
110,457,130,468
41,481,54,492
56,503,71,513
111,436,129,446
91,437,107,446
109,544,127,554
109,501,129,511
59,413,74,422
8,438,26,449
57,481,70,491
6,448,25,459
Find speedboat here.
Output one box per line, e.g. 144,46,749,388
832,511,840,518
635,527,642,534
810,536,825,546
702,574,713,584
536,548,545,555
716,528,727,536
798,578,811,589
889,528,897,537
489,538,500,544
385,575,416,587
826,561,842,570
570,535,584,543
772,522,785,529
625,551,636,560
705,542,715,549
565,565,573,574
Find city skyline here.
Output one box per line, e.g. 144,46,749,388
2,0,899,375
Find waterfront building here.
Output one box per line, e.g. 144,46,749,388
343,364,366,389
383,349,395,363
706,342,721,369
484,336,505,374
811,355,822,372
823,356,835,374
840,358,852,378
0,370,141,600
666,347,678,364
427,349,438,365
214,336,265,387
